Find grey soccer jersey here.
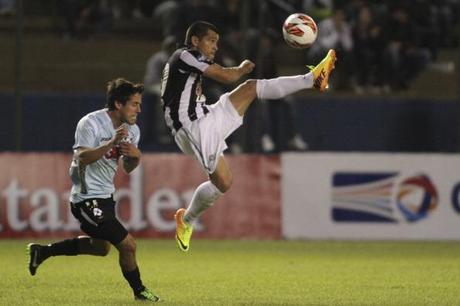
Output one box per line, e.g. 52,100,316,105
69,108,140,203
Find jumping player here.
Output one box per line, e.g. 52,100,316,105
160,21,336,252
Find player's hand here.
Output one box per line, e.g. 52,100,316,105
239,60,255,74
120,142,140,159
111,125,128,146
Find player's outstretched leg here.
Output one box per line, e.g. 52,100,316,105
27,237,103,276
174,208,193,252
27,243,49,276
252,49,337,106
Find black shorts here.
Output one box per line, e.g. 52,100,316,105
70,196,128,245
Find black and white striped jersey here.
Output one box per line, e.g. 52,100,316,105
160,47,212,134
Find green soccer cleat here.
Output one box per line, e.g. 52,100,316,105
134,287,160,302
308,49,337,91
174,208,193,252
27,243,47,276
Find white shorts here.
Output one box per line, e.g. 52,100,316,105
174,93,243,174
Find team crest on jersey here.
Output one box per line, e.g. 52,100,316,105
104,133,133,160
105,146,121,160
195,79,206,103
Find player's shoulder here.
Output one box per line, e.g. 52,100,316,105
77,109,107,130
183,48,201,58
179,48,213,67
80,109,104,123
169,47,187,60
178,47,206,62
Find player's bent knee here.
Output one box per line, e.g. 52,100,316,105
223,175,233,192
118,235,136,254
214,176,233,193
125,240,136,254
242,79,257,100
230,79,257,105
243,79,257,88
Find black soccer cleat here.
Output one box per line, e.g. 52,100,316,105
27,243,46,276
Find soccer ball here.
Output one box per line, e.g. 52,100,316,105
282,13,318,49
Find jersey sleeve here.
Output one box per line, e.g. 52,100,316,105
178,49,211,74
72,117,98,149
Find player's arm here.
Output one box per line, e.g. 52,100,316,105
203,60,255,84
77,125,127,167
120,143,141,174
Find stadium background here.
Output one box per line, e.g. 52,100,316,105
1,1,460,244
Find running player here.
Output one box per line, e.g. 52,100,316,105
161,21,336,252
27,78,160,303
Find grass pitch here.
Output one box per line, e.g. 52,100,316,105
1,239,460,305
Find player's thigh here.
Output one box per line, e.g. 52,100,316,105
228,79,257,116
209,155,233,193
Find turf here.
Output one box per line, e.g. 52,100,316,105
1,239,460,305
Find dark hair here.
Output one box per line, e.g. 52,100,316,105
106,78,144,110
184,21,219,46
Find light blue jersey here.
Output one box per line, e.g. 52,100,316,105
69,109,140,203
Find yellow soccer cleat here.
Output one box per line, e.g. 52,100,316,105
174,208,193,252
309,49,337,91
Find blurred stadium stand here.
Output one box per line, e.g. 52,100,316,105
0,0,459,152
1,93,459,152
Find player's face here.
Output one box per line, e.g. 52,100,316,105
119,93,142,125
196,30,219,61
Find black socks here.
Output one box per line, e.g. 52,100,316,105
123,267,144,294
46,238,80,257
